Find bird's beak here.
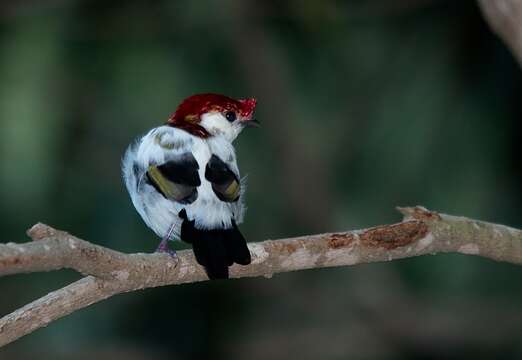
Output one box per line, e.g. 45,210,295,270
242,119,260,128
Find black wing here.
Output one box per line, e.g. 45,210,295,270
205,154,240,203
146,153,201,204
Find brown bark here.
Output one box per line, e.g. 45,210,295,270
0,206,521,347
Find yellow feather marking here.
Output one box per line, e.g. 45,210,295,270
224,180,240,199
184,114,198,124
147,166,186,199
154,132,180,150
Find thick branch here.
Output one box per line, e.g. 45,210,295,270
0,207,521,347
478,0,522,66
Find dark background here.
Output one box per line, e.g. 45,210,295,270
1,1,521,359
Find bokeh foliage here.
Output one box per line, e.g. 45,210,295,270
1,1,521,359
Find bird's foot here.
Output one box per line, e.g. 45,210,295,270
156,238,178,259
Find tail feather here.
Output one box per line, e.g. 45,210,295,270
225,221,251,266
180,212,251,280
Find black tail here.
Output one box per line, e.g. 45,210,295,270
179,211,251,280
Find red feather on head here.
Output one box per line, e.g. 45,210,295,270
167,93,257,138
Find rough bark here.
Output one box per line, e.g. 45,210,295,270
0,206,521,347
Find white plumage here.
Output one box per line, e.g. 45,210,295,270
122,125,245,240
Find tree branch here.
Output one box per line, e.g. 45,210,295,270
478,0,522,66
0,206,521,347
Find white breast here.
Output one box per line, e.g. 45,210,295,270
185,135,242,230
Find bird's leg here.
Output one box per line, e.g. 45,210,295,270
156,223,177,259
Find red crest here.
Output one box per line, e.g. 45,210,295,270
167,94,257,137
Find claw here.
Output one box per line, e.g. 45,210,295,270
156,238,175,253
156,238,178,262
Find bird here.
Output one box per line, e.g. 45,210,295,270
122,93,258,279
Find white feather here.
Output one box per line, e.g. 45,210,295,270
200,112,244,142
122,125,246,241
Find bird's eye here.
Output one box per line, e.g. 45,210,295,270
225,111,237,122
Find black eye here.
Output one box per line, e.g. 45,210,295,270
225,111,237,122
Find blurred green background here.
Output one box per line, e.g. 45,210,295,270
1,0,521,359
